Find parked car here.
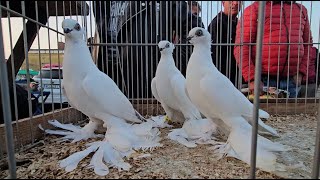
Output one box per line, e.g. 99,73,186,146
33,64,68,105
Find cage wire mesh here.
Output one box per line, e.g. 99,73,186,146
0,0,320,178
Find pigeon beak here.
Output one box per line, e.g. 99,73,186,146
186,36,193,41
63,28,72,34
159,48,164,52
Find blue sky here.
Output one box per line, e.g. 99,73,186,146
2,1,320,59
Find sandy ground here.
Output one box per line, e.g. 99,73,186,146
0,114,318,179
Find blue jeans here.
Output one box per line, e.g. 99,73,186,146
261,76,301,98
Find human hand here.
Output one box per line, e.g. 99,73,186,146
293,73,303,86
249,80,264,96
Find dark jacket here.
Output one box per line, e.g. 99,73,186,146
175,12,205,76
93,1,192,99
208,11,241,87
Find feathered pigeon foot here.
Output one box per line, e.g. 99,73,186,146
207,141,235,160
59,121,163,176
168,118,219,148
40,119,104,143
146,115,174,128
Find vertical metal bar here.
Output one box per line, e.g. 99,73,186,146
35,1,45,115
151,1,155,115
294,1,304,113
238,2,245,89
145,2,149,115
174,1,178,71
80,1,84,36
275,2,284,116
118,2,127,96
21,1,35,143
130,2,134,100
285,2,294,115
165,1,168,40
111,2,116,86
135,2,139,103
226,2,231,81
63,1,66,20
75,1,79,21
156,1,160,114
94,1,100,69
312,103,320,178
124,1,129,98
185,1,190,75
296,0,304,105
139,1,144,113
248,1,253,95
46,1,54,113
69,1,72,19
89,1,93,64
214,2,219,68
250,1,266,179
82,0,88,123
7,1,21,148
56,1,63,114
304,1,312,111
266,2,273,112
98,1,103,73
316,19,320,104
0,5,17,178
177,0,181,74
234,1,240,89
218,2,222,73
83,1,88,41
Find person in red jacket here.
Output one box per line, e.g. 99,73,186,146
234,1,314,98
299,46,318,97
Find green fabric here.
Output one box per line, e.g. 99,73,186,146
18,69,39,76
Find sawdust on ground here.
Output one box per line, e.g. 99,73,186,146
0,114,317,179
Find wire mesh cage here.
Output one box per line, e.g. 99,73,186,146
0,1,320,179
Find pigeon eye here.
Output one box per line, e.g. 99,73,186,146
195,30,203,36
165,43,170,48
74,23,81,31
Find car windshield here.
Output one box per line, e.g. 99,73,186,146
35,69,63,79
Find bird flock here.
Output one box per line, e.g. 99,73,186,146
41,18,291,176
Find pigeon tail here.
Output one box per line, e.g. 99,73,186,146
211,116,290,173
135,110,148,122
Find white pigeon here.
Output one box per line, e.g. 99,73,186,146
185,27,290,173
42,18,162,175
151,40,218,147
151,40,202,123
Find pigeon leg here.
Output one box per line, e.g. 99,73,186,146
161,103,174,123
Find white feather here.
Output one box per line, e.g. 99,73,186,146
185,27,288,173
45,19,162,176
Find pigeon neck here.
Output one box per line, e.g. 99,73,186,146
160,53,175,62
161,52,173,56
193,42,211,51
65,38,84,46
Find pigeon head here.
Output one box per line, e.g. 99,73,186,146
158,40,175,54
62,18,85,40
186,27,211,46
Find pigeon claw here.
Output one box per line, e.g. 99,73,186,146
164,115,172,124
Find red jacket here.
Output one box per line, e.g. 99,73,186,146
234,1,314,82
